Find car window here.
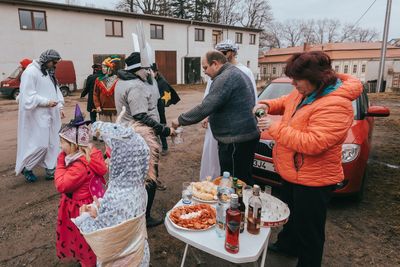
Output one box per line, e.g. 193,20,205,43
9,67,22,79
258,83,294,100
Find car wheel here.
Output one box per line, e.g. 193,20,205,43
352,169,367,202
60,86,69,97
12,89,20,100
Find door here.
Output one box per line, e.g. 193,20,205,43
184,57,201,84
155,51,177,84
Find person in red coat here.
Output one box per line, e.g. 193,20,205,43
54,105,107,267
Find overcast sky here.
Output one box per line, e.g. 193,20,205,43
45,0,399,40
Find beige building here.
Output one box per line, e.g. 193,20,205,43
0,0,261,87
258,42,400,92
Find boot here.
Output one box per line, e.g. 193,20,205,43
45,168,55,180
146,216,164,228
23,168,37,183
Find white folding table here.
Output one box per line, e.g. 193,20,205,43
164,200,271,267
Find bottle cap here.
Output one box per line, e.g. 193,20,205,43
255,109,265,118
253,184,261,196
223,171,230,178
230,194,239,206
232,177,238,183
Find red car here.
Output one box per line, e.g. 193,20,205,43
252,77,390,201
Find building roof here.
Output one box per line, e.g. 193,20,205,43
0,0,263,33
259,42,400,64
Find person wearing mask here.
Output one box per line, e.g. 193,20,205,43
114,52,175,227
253,51,363,267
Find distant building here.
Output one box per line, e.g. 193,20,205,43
258,42,400,92
0,0,261,87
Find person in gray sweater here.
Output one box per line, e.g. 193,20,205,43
172,51,259,185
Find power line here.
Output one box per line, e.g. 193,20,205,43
352,0,378,27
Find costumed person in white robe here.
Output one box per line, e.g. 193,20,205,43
199,40,258,181
15,49,65,182
72,114,158,267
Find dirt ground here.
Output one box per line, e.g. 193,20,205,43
0,86,399,267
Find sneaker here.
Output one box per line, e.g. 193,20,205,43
156,179,167,191
146,216,164,228
23,168,37,183
45,168,55,180
268,242,298,257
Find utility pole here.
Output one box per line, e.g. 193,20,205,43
377,0,392,92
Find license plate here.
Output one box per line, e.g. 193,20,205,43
253,159,275,172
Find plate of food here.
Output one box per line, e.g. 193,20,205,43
168,203,216,231
190,179,218,203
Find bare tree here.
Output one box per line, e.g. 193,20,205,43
301,19,316,44
218,0,241,25
240,0,273,28
339,23,378,42
282,19,304,47
260,22,283,48
116,0,158,14
326,19,341,43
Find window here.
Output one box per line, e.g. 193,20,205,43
195,28,204,41
105,19,123,37
150,24,164,39
19,9,47,31
212,30,222,46
272,67,276,75
334,65,339,72
250,34,256,45
353,64,358,73
361,64,366,73
263,67,267,74
344,65,349,74
235,32,242,44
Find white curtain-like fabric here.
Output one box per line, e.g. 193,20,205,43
15,60,64,174
199,64,258,181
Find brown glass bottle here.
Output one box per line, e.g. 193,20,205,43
236,184,245,233
225,194,241,254
247,185,262,235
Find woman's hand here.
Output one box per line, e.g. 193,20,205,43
253,103,269,115
96,107,102,113
257,117,272,131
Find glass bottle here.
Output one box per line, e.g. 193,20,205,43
236,184,245,233
232,177,238,193
216,186,228,237
247,185,262,235
225,194,241,254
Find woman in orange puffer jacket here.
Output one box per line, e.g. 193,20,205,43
254,51,362,267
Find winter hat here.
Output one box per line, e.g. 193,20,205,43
59,104,91,146
215,39,239,54
102,55,121,70
20,58,32,69
38,49,61,65
125,52,142,72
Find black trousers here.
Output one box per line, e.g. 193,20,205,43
157,102,168,150
89,111,97,124
217,137,258,185
145,145,160,218
276,180,335,267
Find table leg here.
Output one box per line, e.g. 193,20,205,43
259,243,268,267
180,244,189,267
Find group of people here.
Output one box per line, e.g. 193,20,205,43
14,37,362,266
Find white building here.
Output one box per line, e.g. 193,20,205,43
259,42,400,92
0,0,261,87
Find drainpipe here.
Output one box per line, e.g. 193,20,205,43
182,20,193,84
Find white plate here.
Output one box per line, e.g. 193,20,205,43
192,195,218,204
167,211,215,231
260,193,290,227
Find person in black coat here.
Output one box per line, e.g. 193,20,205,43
81,64,102,125
151,63,180,155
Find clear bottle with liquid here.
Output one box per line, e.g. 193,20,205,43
247,185,262,235
216,186,229,237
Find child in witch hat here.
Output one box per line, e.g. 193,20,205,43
54,104,107,267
